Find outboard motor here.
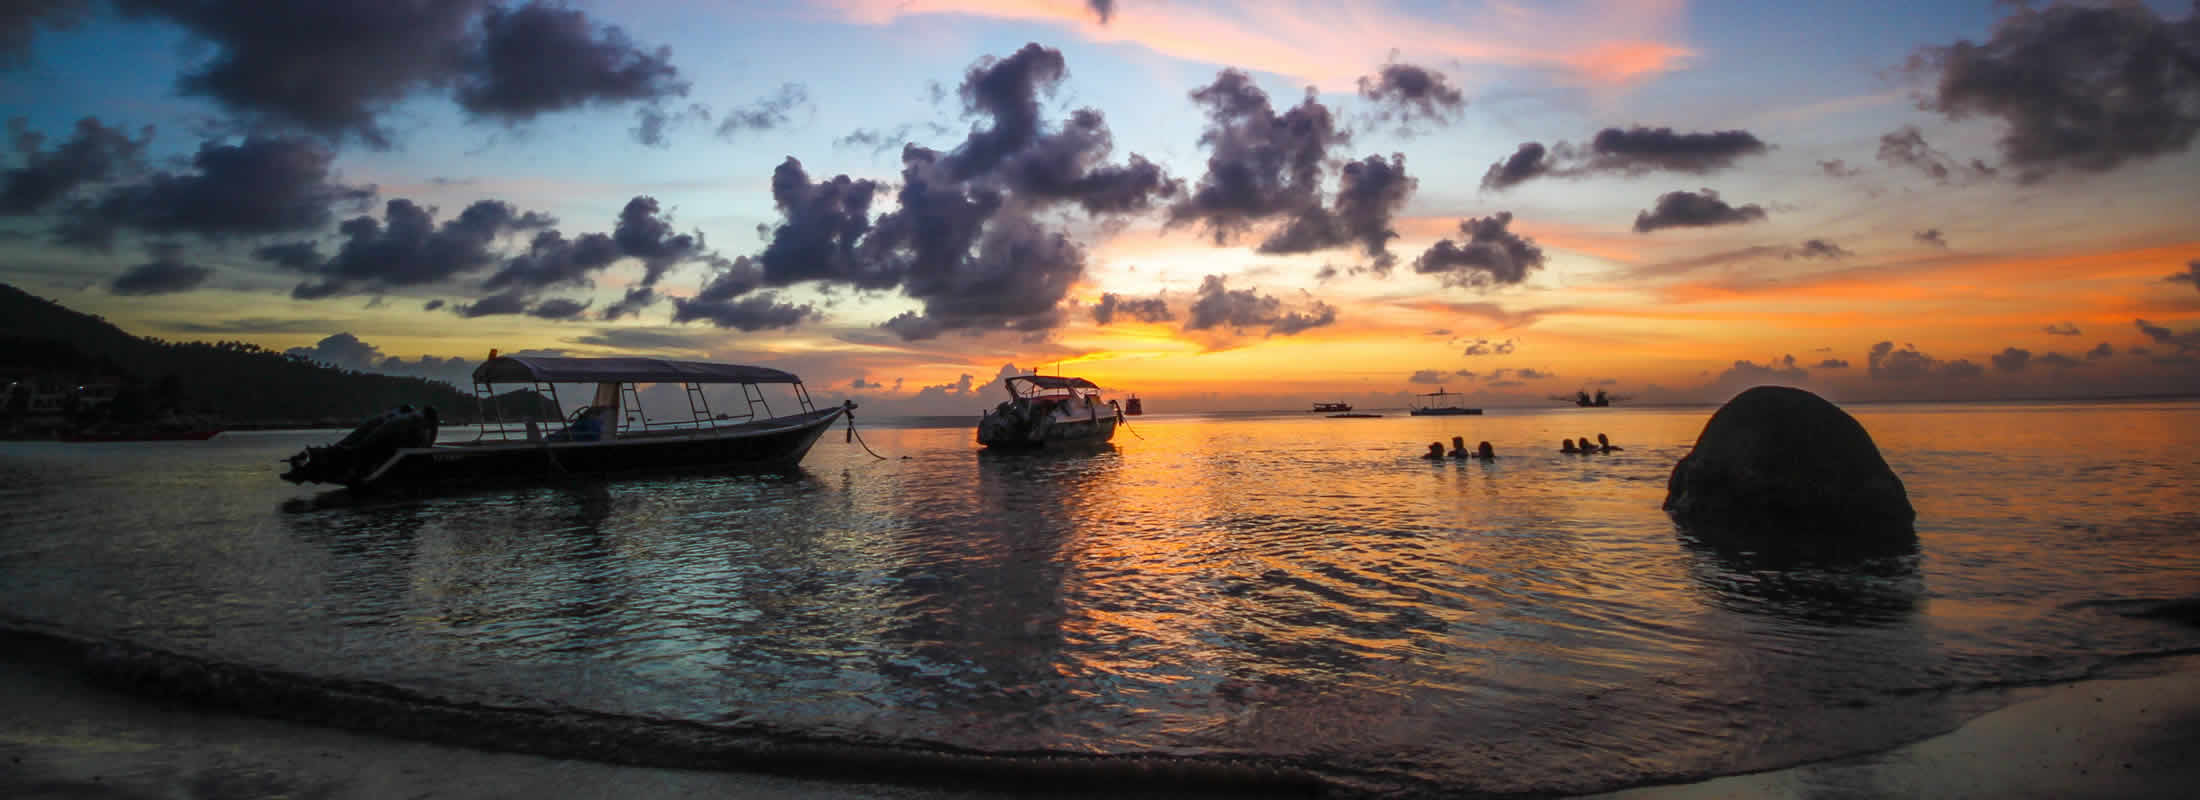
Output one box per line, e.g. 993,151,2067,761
282,405,438,486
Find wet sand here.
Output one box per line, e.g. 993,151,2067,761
4,647,2195,799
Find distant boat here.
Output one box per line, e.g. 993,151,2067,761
1312,402,1353,413
1556,389,1626,407
976,375,1121,449
1326,413,1381,418
1123,394,1143,415
1409,388,1482,416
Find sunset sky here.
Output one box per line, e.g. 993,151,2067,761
4,0,2198,413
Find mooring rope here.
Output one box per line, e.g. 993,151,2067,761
842,401,888,460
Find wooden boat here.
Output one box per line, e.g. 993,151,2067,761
977,375,1120,449
1312,402,1353,412
280,355,846,491
1408,388,1482,416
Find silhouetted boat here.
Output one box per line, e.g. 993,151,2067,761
1124,394,1143,415
1312,402,1353,412
977,375,1120,449
280,355,846,492
1327,413,1381,418
1409,388,1482,416
1556,389,1626,407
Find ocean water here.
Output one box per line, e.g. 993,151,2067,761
2,400,2196,796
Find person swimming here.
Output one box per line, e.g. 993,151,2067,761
1561,438,1579,454
1577,433,1597,454
1449,436,1470,458
1473,440,1496,461
1424,442,1446,460
1596,433,1623,453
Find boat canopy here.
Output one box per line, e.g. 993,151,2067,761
1004,374,1101,398
473,355,802,385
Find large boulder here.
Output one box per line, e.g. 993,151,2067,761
1664,386,1914,539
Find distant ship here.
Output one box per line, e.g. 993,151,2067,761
1124,394,1143,415
1311,402,1352,413
1557,389,1627,408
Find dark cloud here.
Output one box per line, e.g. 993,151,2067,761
1257,152,1415,271
277,198,553,299
1716,354,1808,384
1876,126,1995,182
1412,212,1546,289
883,212,1085,338
57,136,374,249
284,332,380,366
2167,259,2200,291
1908,2,2200,181
991,108,1181,214
1787,239,1851,260
1356,63,1465,127
670,279,818,332
1514,367,1554,380
1632,188,1767,233
108,244,211,295
2,0,92,69
481,229,620,292
1915,228,1949,248
939,42,1066,181
113,0,486,146
1091,291,1172,324
1183,274,1336,337
1086,0,1114,24
283,332,475,386
571,326,711,352
1408,369,1449,385
526,297,591,320
1868,340,1982,381
1480,142,1552,191
1991,346,2031,372
833,125,913,155
1817,358,1850,368
913,373,975,400
2037,352,2082,368
458,1,688,122
3,116,151,214
850,376,882,390
1818,159,1861,178
1462,337,1515,356
612,195,704,286
715,83,807,138
631,103,708,147
2042,321,2081,336
2087,342,2115,360
454,289,530,318
2136,318,2200,353
1479,127,1768,190
600,286,658,321
748,158,884,289
1169,69,1348,243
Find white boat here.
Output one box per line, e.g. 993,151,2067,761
976,375,1120,448
280,355,847,491
1409,387,1483,416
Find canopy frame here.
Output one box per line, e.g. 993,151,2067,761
469,355,815,442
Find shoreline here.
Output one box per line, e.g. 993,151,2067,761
2,628,2194,799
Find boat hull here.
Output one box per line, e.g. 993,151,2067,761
977,411,1119,449
339,407,845,492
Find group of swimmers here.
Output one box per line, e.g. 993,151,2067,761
1423,437,1498,460
1563,434,1623,454
1421,433,1623,460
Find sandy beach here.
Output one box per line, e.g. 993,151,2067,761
5,644,2195,799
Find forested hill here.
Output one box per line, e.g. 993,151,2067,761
0,283,538,424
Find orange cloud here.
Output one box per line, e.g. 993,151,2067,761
821,0,1695,88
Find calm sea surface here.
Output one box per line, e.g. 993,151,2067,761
3,400,2197,795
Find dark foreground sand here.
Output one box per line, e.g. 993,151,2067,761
4,649,2196,799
